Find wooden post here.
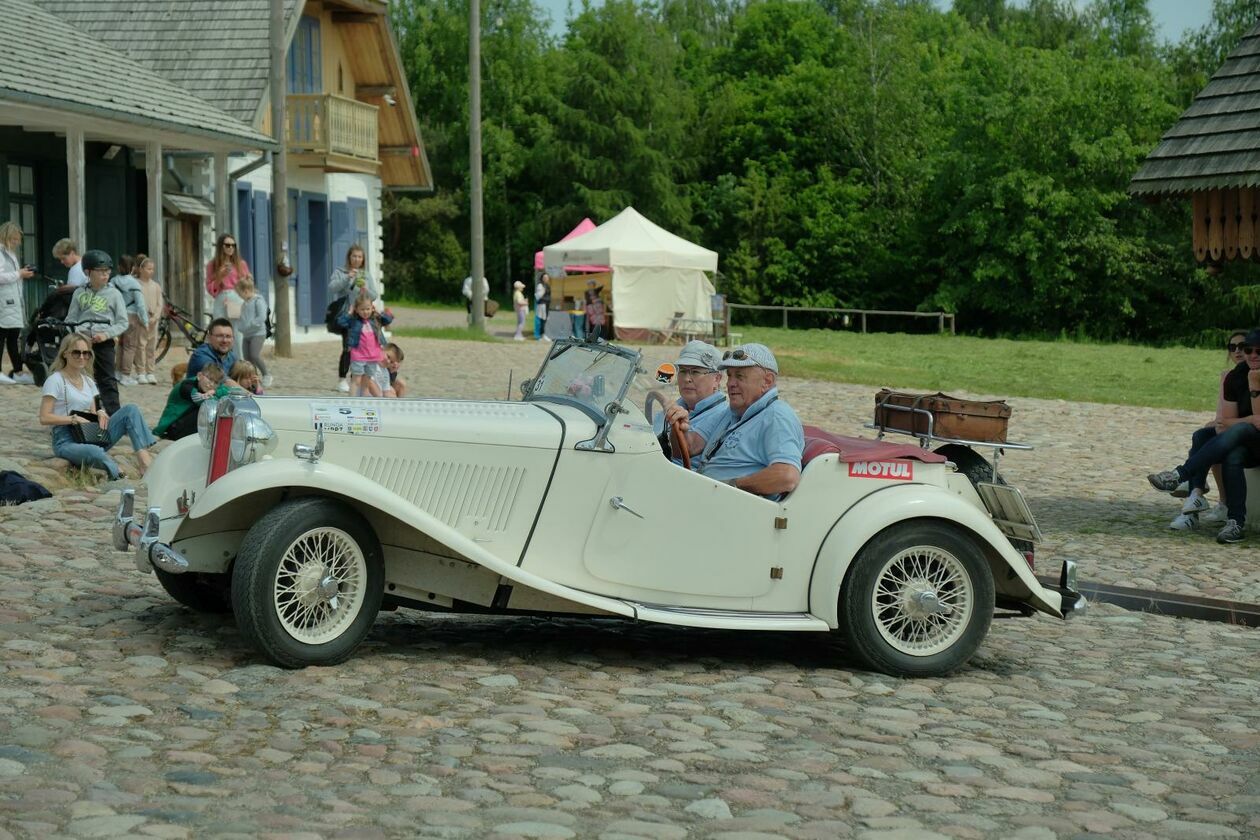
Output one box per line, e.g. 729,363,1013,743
782,308,787,329
66,127,85,249
145,141,163,283
214,150,230,240
468,0,485,329
861,312,867,334
938,312,944,333
270,0,292,357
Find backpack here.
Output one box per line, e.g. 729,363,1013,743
325,295,348,335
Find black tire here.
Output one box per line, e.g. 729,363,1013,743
934,443,1034,555
154,324,171,364
28,359,47,387
838,521,994,678
231,498,384,668
154,568,232,613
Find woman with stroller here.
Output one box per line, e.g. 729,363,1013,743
0,221,35,384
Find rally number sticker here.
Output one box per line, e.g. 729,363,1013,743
311,404,381,435
848,461,913,481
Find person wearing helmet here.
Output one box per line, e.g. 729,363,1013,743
65,249,128,413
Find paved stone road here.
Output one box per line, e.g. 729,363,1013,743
1,325,1258,838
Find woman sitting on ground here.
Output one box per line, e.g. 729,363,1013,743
38,332,156,481
1168,330,1248,530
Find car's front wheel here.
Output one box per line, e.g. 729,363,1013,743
838,521,994,678
231,498,384,668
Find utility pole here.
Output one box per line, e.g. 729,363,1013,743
469,0,485,329
270,0,293,356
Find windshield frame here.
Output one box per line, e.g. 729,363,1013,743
522,338,641,424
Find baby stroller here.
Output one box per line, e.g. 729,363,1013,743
22,283,78,386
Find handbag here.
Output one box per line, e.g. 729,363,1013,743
63,380,110,447
325,295,348,334
484,299,499,317
68,411,111,447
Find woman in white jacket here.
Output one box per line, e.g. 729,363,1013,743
0,221,35,384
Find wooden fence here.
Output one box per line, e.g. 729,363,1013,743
726,303,956,336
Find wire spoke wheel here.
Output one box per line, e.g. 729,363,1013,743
871,544,973,656
233,498,384,668
839,521,994,677
272,527,367,645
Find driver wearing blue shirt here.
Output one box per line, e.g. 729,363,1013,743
665,343,804,500
653,341,727,467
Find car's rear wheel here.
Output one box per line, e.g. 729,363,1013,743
154,569,232,613
231,498,384,668
838,521,993,677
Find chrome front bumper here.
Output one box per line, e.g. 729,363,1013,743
113,489,189,574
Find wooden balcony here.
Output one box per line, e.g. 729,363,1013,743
286,94,380,174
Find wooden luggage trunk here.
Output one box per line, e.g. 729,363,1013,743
874,389,1011,443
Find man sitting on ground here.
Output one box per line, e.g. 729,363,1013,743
186,318,239,384
665,343,803,500
653,340,727,467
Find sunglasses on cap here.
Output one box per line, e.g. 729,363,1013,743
1228,342,1246,352
723,349,749,361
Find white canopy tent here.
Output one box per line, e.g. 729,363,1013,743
542,207,718,337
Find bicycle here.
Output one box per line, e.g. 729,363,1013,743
154,301,208,363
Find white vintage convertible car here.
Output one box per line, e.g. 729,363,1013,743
114,339,1083,677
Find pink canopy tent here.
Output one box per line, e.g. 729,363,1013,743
534,218,610,273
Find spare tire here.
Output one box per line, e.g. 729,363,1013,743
934,443,1034,555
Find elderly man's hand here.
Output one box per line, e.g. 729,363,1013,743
662,403,690,433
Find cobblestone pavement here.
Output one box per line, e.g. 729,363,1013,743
1,328,1258,838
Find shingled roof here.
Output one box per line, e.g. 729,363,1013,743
1130,21,1260,197
1,0,275,150
35,0,300,126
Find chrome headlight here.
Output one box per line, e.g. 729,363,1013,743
230,411,277,465
197,399,219,448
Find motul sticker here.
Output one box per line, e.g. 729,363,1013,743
848,461,913,480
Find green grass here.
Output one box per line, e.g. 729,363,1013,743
390,325,501,342
388,296,508,311
737,326,1226,412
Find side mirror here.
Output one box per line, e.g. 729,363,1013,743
519,377,535,398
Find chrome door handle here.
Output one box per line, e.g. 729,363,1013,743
609,496,645,519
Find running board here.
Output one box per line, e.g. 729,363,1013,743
627,602,830,631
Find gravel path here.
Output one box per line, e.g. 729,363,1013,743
0,327,1257,838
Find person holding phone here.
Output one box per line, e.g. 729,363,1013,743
0,221,35,384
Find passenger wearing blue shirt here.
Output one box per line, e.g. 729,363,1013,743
665,343,804,500
654,340,727,467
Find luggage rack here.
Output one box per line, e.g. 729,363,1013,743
864,400,1034,481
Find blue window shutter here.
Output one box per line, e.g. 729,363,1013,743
296,192,311,325
331,201,352,283
253,193,271,302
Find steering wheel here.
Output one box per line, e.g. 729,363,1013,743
645,389,692,470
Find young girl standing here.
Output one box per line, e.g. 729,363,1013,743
337,290,394,397
234,276,270,386
135,256,164,384
512,280,528,341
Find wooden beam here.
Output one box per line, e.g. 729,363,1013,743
1193,192,1208,262
146,141,163,284
66,127,85,249
325,0,385,15
1225,188,1240,261
379,145,419,157
1209,189,1224,262
331,12,377,24
1242,189,1257,260
214,149,230,243
356,85,396,97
